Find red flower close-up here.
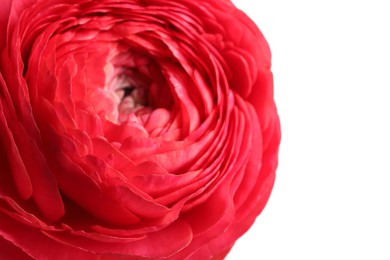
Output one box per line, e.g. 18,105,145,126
0,0,280,259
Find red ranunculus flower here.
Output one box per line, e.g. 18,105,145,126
0,0,280,259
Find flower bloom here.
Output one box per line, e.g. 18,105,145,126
0,0,280,259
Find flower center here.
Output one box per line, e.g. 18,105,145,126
117,86,147,113
104,48,154,123
112,74,149,114
100,45,173,125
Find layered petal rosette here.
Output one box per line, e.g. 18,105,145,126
0,0,280,259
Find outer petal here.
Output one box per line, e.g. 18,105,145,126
0,211,96,260
0,0,12,53
0,235,32,260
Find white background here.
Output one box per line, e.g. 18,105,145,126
228,0,390,259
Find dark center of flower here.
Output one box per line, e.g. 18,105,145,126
113,75,149,114
104,50,152,122
101,45,173,124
